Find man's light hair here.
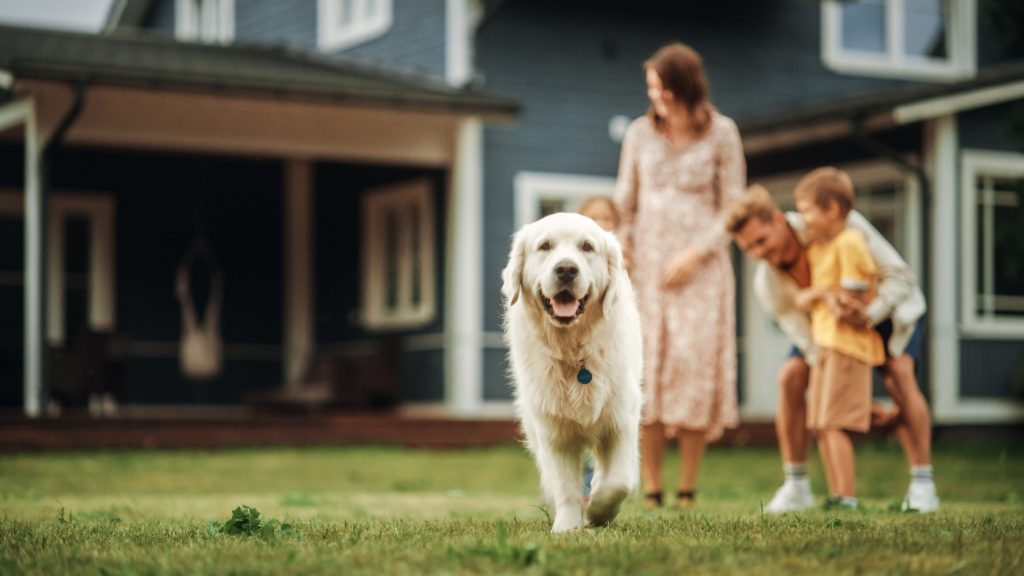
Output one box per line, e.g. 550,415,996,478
726,184,778,235
793,167,855,217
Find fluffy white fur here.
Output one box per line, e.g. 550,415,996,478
501,212,643,533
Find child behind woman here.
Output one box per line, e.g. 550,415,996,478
793,168,884,510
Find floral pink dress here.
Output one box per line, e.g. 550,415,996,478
614,112,745,441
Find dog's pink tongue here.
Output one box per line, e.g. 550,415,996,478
552,299,579,318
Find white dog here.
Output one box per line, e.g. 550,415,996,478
501,212,643,533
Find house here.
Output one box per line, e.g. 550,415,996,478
3,0,1023,427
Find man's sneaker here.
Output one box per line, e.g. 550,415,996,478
765,479,815,513
902,481,940,513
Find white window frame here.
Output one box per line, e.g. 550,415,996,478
821,0,975,82
360,178,436,331
0,191,116,347
175,0,235,44
513,171,617,231
318,0,393,51
960,149,1024,338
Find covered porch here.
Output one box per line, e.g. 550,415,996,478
0,25,517,417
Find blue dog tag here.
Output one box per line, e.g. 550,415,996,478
577,366,592,385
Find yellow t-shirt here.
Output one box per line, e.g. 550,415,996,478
807,228,885,366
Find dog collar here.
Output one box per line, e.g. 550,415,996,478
577,365,592,385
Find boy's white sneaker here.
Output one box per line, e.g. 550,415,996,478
765,479,815,513
902,481,940,513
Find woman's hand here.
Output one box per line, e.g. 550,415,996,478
661,247,704,289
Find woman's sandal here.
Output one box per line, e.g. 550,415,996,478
675,490,696,509
642,491,664,509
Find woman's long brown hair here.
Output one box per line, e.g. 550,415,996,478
645,42,715,137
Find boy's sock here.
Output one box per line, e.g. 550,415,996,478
838,496,858,509
911,465,934,484
783,462,808,483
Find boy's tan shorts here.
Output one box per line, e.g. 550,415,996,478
807,348,872,433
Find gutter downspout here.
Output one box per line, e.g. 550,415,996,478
851,116,931,392
32,81,87,414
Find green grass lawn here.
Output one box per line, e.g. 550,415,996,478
1,440,1022,575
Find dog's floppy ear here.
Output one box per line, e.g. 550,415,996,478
602,230,625,318
501,226,527,306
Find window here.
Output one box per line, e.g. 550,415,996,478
821,0,975,81
513,172,617,231
961,150,1024,334
175,0,234,44
361,179,435,330
319,0,393,51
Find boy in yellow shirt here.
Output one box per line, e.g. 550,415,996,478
793,167,885,510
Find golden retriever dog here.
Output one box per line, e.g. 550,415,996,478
502,212,642,533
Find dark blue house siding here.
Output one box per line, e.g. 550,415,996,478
235,0,318,50
959,102,1024,153
336,0,447,77
145,0,175,35
475,0,934,336
959,340,1024,399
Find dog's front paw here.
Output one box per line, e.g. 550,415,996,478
550,512,584,533
586,486,629,526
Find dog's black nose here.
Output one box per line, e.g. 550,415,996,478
555,260,578,281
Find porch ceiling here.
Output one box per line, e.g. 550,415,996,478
12,79,465,165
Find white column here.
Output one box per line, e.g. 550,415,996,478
925,115,959,423
447,118,483,415
445,0,474,86
284,160,314,388
89,196,116,331
23,101,43,417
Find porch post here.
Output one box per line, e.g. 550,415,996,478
284,160,314,388
447,117,483,415
0,99,44,417
925,115,959,423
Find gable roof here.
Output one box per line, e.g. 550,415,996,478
0,24,519,117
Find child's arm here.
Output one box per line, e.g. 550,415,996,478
836,231,878,325
795,287,835,312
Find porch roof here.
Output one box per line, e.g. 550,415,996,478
0,24,519,118
738,60,1024,151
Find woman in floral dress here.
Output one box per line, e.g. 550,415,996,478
614,42,745,509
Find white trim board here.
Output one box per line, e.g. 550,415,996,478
959,149,1024,338
513,171,617,230
318,0,393,51
894,79,1024,124
820,0,976,82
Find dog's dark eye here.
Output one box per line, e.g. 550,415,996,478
539,240,551,251
581,241,594,252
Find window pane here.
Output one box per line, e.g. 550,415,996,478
904,0,948,59
339,0,354,27
992,178,1024,315
385,207,399,311
410,204,422,307
539,199,565,219
841,0,887,53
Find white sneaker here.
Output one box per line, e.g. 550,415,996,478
902,481,940,513
765,479,815,513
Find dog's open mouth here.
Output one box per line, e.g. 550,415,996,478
541,290,588,324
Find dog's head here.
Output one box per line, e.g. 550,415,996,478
502,212,625,327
